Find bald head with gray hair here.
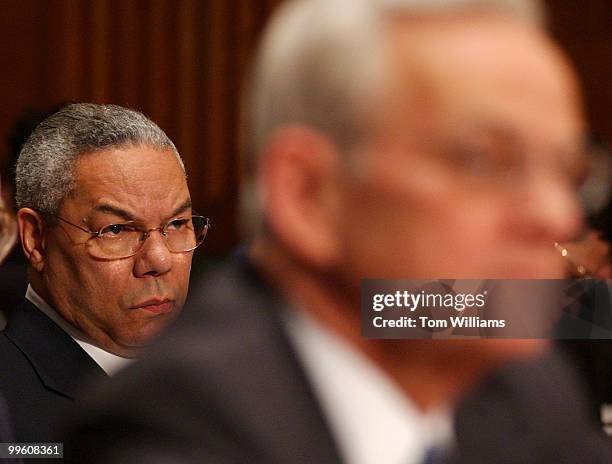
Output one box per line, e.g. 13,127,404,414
15,103,184,219
246,0,543,163
240,0,544,232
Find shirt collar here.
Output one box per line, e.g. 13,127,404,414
25,284,133,376
283,308,453,464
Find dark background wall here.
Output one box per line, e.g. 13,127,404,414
0,0,609,255
546,1,612,144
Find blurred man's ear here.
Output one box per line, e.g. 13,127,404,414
17,208,46,272
260,125,343,270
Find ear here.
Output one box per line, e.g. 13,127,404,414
260,125,344,270
17,208,47,272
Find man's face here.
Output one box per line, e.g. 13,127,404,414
41,146,193,355
337,15,585,282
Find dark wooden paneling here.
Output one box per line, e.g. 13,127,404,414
546,0,612,143
0,0,46,170
0,0,281,253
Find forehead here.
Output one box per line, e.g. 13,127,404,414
68,145,189,217
376,14,583,144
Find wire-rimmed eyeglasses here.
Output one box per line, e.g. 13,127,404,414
553,241,593,279
51,213,211,260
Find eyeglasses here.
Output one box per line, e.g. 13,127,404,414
412,132,595,200
51,213,211,260
553,241,593,279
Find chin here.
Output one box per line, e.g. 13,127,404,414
474,265,566,279
468,339,549,365
119,323,169,350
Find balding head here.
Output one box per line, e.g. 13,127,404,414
246,0,544,164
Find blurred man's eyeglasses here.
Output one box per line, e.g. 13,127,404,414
420,133,607,207
553,241,593,279
50,213,211,260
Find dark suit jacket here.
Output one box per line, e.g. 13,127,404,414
448,353,612,464
65,258,612,463
0,393,12,441
0,393,21,464
0,299,105,443
555,280,612,425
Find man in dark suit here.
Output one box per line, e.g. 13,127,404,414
0,103,209,443
66,0,612,462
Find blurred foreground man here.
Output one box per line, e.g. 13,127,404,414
67,1,612,463
0,103,209,442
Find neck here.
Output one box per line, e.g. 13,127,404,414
250,238,489,412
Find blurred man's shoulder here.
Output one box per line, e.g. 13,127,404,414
177,255,284,328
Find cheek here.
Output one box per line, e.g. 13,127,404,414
44,252,131,324
74,263,134,313
338,180,501,278
98,263,133,294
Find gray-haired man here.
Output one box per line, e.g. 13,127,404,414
0,103,210,442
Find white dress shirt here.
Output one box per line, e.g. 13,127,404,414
26,285,133,376
283,308,453,464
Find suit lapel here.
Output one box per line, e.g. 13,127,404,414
181,258,344,463
5,300,106,399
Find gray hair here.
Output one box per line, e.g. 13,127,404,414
15,103,184,217
240,0,544,234
246,0,544,164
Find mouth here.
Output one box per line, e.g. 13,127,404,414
132,298,174,315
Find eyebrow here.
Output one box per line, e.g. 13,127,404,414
169,199,193,218
93,204,136,222
92,198,193,223
464,122,520,145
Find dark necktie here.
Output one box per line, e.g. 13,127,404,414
422,447,446,464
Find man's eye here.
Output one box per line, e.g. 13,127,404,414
449,143,520,180
453,146,495,174
100,224,134,237
167,219,189,231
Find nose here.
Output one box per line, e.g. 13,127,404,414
133,230,173,277
514,171,583,244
